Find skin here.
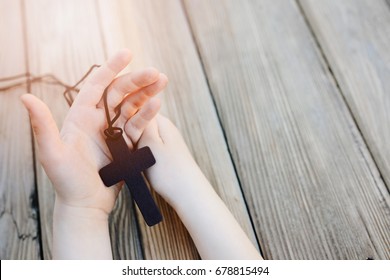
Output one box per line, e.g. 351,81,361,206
138,115,262,259
21,49,167,259
22,49,262,260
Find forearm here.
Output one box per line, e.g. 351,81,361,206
170,171,262,260
52,199,113,259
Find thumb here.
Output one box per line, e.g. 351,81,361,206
138,116,161,147
21,94,63,163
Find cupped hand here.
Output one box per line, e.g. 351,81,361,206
21,49,168,215
133,114,205,207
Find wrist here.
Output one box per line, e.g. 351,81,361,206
54,197,110,221
167,170,217,213
52,198,112,259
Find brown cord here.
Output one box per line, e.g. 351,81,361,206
1,64,122,139
102,87,123,139
0,64,100,106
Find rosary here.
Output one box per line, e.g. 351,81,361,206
0,66,163,226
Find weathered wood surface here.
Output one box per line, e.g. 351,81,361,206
98,0,258,259
5,0,258,259
0,0,40,259
184,0,390,259
1,0,390,259
298,0,390,190
22,0,143,259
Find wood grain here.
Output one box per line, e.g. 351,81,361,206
3,0,389,260
0,0,41,259
184,0,390,259
23,0,142,259
98,0,259,259
298,0,390,189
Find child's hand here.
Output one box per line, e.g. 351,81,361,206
133,114,205,206
21,49,168,217
132,115,262,259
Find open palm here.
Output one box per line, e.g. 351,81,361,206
21,49,168,215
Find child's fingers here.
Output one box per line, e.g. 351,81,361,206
73,49,132,107
20,94,63,163
118,73,168,126
124,98,161,145
97,67,160,113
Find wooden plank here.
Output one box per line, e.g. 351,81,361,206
298,1,390,189
0,0,41,259
184,0,390,259
98,0,259,259
298,0,390,260
23,0,142,259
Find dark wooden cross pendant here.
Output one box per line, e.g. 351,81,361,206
99,134,162,226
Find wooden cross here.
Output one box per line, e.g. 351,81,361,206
99,134,162,226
